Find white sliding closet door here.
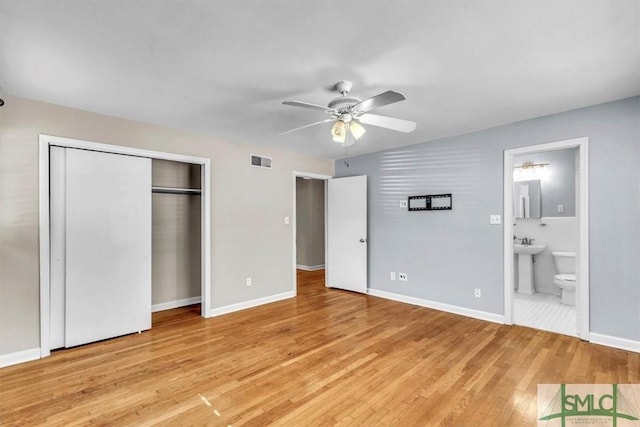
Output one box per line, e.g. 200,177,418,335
50,146,66,349
64,148,152,348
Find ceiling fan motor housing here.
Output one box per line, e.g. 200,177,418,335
327,96,361,114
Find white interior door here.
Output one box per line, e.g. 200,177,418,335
64,148,152,348
327,175,367,293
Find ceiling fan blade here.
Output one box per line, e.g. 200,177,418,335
282,100,335,113
279,118,335,136
358,113,416,133
352,90,406,113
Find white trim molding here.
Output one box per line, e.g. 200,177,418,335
296,264,325,271
368,289,504,324
590,333,640,354
152,297,202,313
0,348,41,368
210,291,295,317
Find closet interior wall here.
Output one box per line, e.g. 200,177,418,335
152,159,202,309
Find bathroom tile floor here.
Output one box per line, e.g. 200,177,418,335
514,292,577,337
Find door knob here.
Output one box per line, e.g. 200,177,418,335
360,238,367,243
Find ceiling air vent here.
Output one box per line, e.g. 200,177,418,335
250,155,272,169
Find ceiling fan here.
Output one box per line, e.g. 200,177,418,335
280,81,416,147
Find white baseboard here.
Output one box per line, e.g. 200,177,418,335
590,333,640,353
210,290,295,317
152,296,201,313
367,288,505,324
0,347,41,368
296,264,325,271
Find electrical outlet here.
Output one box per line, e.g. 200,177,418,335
399,200,408,208
246,277,252,287
489,214,501,225
557,204,564,213
284,216,290,225
390,272,396,281
399,273,407,281
474,288,481,298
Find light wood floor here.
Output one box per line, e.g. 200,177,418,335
1,270,637,426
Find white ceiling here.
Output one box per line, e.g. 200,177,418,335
1,1,638,159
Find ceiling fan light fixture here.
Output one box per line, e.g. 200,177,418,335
331,120,346,143
350,121,366,140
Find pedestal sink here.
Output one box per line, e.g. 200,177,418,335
514,244,547,294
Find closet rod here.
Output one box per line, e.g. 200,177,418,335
151,186,201,195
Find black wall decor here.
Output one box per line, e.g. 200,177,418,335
408,193,452,211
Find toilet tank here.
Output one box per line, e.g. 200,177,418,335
552,251,576,274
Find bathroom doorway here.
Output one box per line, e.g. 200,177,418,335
503,137,590,339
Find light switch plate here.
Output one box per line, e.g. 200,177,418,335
490,214,501,225
284,216,290,225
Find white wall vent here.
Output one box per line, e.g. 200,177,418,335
250,155,272,169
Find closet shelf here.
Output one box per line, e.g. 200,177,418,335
151,186,201,195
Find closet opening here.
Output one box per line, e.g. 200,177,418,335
151,160,202,325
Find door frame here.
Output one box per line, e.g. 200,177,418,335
503,136,589,339
292,171,332,294
39,134,212,358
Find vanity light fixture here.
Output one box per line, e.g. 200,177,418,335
514,161,549,170
513,161,549,181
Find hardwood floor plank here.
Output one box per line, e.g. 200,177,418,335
1,269,637,426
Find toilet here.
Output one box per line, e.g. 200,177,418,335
552,251,576,306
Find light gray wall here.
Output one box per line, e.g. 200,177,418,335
152,160,201,305
514,148,576,217
0,95,333,356
296,178,325,268
336,96,640,342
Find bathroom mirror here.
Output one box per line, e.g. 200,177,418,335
513,148,576,217
513,179,541,218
